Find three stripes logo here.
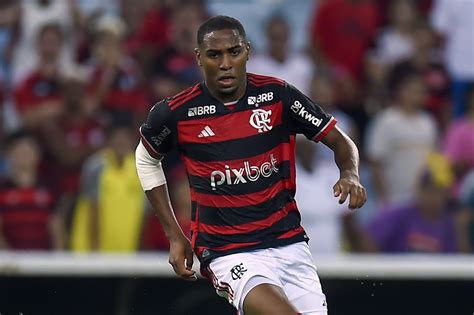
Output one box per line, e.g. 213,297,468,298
198,125,215,138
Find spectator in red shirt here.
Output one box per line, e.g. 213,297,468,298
0,130,66,250
126,0,171,78
150,2,206,100
86,15,149,128
14,23,67,129
310,0,380,80
38,76,106,197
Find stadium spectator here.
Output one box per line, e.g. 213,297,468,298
309,0,380,127
85,14,149,128
37,76,105,211
248,14,314,95
377,0,434,25
150,1,205,101
11,0,78,87
0,79,3,139
0,130,66,250
126,0,171,78
442,87,474,197
363,50,389,115
309,0,379,80
70,123,145,252
374,0,418,67
353,153,459,253
395,22,451,129
13,23,67,130
0,0,18,82
458,170,474,252
73,1,121,64
431,0,474,117
366,65,437,208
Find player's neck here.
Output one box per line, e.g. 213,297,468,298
205,81,247,104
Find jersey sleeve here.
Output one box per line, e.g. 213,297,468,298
283,83,337,141
139,100,177,158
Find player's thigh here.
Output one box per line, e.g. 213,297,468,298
243,283,299,315
279,242,327,314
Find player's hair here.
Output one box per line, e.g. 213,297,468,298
197,15,246,45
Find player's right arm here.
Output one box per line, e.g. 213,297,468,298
136,100,197,281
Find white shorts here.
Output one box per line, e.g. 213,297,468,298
203,241,328,315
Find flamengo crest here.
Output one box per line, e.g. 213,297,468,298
249,109,272,133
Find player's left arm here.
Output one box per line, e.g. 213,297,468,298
322,126,367,209
283,82,366,209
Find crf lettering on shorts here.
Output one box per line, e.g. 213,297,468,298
210,154,279,190
230,263,248,280
290,100,322,127
188,105,217,117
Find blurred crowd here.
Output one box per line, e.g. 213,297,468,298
0,0,473,256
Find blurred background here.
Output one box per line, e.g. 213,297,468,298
0,0,473,314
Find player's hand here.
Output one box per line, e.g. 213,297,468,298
333,174,367,210
168,235,197,281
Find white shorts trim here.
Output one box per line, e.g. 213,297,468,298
205,242,328,315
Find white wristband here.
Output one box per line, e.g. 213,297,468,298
135,141,167,191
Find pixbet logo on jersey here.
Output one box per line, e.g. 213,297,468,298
210,154,279,190
290,100,322,127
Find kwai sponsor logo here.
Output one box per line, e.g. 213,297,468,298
210,154,279,190
290,100,322,127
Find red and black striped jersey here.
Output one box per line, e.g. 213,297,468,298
0,180,56,250
140,73,337,265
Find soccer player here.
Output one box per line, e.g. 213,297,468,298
136,16,367,315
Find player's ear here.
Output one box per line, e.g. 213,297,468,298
194,48,202,67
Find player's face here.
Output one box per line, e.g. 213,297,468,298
196,29,250,102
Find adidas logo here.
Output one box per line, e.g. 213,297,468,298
198,126,215,138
